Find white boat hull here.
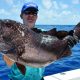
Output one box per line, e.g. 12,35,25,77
44,69,80,80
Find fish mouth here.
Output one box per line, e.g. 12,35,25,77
17,57,54,67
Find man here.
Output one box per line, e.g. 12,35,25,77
9,2,45,80
8,2,78,80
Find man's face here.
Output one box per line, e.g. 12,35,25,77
21,10,38,28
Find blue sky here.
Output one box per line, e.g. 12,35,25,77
0,0,80,25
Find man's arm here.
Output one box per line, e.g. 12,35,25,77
16,62,26,75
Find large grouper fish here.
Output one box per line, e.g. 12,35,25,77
0,19,80,67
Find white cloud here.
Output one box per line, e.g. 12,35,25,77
24,0,33,2
11,5,20,14
44,10,54,18
0,8,10,15
56,12,80,25
42,0,53,9
42,0,60,10
60,3,69,9
72,14,80,23
72,0,80,4
37,9,80,25
10,1,23,15
5,0,14,5
61,10,71,15
52,1,59,9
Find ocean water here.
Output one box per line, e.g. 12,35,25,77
36,25,80,76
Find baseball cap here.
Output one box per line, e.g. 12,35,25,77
21,2,38,13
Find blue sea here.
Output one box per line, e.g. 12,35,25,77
36,25,80,76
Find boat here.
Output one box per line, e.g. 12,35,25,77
44,69,80,80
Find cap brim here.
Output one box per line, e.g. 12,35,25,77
24,7,38,12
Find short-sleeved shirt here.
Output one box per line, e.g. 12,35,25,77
9,63,45,80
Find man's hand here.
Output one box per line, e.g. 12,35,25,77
16,62,26,75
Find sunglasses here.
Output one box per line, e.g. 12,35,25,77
24,11,38,16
